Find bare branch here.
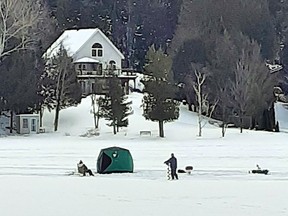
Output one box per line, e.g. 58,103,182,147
0,0,45,59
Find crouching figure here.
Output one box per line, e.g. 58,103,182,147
77,160,94,176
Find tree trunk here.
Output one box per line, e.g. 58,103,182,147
198,113,202,137
222,124,225,137
159,120,164,138
96,113,100,129
126,0,134,68
221,107,226,137
54,100,60,132
197,94,202,137
54,60,68,132
240,115,243,133
113,120,117,135
9,110,13,133
39,107,43,127
91,95,97,129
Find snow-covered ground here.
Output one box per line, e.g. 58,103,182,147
0,93,288,216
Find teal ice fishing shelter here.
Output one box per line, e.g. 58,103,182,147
97,147,134,174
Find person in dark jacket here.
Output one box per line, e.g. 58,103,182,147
77,160,94,176
164,153,178,180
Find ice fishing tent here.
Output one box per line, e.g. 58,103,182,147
97,147,134,174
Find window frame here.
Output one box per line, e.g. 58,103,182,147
92,43,103,57
23,118,28,129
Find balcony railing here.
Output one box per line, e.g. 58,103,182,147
76,68,137,78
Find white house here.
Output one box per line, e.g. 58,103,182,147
45,28,137,95
15,114,40,134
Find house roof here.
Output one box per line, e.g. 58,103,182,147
16,114,40,117
44,28,124,60
74,57,100,63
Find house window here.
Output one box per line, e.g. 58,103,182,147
96,63,103,75
92,43,103,57
31,119,36,132
78,64,86,70
109,60,116,70
23,119,28,129
109,60,117,75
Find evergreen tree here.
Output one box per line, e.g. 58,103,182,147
0,49,44,132
99,75,132,135
142,45,179,138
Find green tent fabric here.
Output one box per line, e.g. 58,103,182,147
97,147,134,174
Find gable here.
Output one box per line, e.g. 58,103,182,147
44,28,124,60
73,31,124,61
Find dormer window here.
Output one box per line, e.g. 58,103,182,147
92,43,103,57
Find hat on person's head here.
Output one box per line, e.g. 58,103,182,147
171,153,174,157
79,160,83,164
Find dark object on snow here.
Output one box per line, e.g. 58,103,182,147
164,153,178,180
250,169,269,175
249,164,269,175
97,146,134,174
178,169,186,173
77,160,94,176
178,166,194,174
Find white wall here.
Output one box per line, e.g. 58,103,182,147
17,115,40,134
73,32,123,70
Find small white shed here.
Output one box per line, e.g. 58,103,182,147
15,114,40,134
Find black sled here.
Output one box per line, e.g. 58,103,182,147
249,169,269,175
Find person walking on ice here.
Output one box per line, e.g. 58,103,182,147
164,153,178,180
77,160,94,176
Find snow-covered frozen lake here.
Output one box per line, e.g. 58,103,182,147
0,93,287,216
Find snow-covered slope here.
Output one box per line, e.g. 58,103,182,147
1,93,288,216
42,92,217,138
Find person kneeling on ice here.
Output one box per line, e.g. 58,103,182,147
164,153,178,180
77,160,94,176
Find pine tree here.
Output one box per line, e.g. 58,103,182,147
0,49,45,133
99,75,132,135
142,45,179,138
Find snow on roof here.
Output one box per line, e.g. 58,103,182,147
44,28,125,60
44,29,96,58
16,114,40,117
74,57,99,63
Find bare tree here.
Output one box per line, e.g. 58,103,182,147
0,0,44,58
230,53,251,133
90,95,105,129
192,68,218,137
230,39,276,132
91,95,98,129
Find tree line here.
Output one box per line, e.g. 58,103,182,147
1,0,288,135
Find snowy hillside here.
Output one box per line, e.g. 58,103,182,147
42,92,227,138
0,92,288,216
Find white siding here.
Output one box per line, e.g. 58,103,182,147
73,32,123,70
